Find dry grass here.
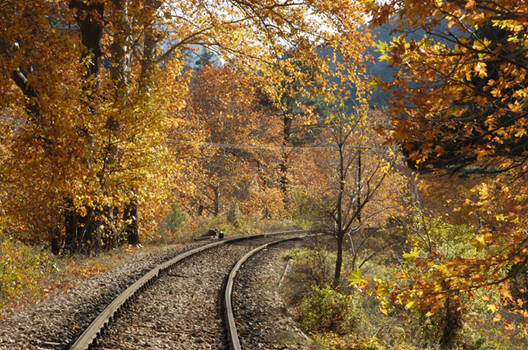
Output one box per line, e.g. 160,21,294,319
0,239,191,319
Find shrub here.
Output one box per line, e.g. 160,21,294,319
207,214,238,233
282,248,335,288
0,237,50,309
227,199,241,225
289,189,330,225
163,202,186,233
301,286,357,335
309,332,387,350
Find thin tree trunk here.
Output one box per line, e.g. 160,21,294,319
214,186,220,216
333,129,346,288
440,281,462,348
280,114,292,209
333,232,344,288
357,148,362,223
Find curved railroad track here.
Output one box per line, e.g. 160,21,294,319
224,236,308,350
69,230,316,350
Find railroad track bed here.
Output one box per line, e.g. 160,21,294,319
231,240,311,350
0,242,205,350
0,231,317,350
91,235,305,350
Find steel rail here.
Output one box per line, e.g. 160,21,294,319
224,234,310,350
69,230,312,350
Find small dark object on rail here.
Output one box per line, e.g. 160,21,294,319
195,228,224,241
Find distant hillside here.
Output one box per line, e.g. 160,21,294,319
367,22,396,107
367,20,456,107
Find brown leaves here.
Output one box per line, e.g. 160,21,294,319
176,63,283,216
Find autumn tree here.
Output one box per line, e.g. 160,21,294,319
288,66,399,287
369,0,528,173
0,1,191,252
366,0,528,333
324,107,396,287
0,0,373,253
262,49,331,209
178,63,283,218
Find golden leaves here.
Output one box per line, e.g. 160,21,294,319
487,303,499,313
0,0,374,249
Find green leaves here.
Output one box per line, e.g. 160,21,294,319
300,285,357,335
0,238,50,308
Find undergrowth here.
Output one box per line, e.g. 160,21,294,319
0,238,51,311
280,231,528,350
157,201,318,243
0,236,172,318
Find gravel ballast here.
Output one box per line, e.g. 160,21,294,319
0,234,313,350
233,240,310,350
93,236,283,349
0,242,202,350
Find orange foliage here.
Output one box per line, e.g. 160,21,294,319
0,0,373,251
177,64,283,218
367,0,528,330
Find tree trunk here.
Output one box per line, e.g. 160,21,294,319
333,134,346,288
357,148,362,223
214,186,220,216
333,231,344,288
124,201,139,245
120,1,161,245
280,114,292,209
105,0,134,248
71,1,104,82
50,232,61,255
101,206,119,248
139,26,156,91
64,204,102,254
109,0,132,91
63,1,105,254
64,202,80,253
440,286,462,348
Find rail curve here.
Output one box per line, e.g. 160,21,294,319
69,230,313,350
224,235,309,350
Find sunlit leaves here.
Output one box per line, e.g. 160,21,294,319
0,0,376,247
367,1,528,325
369,0,528,172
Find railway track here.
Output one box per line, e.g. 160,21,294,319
224,236,306,350
69,230,316,350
